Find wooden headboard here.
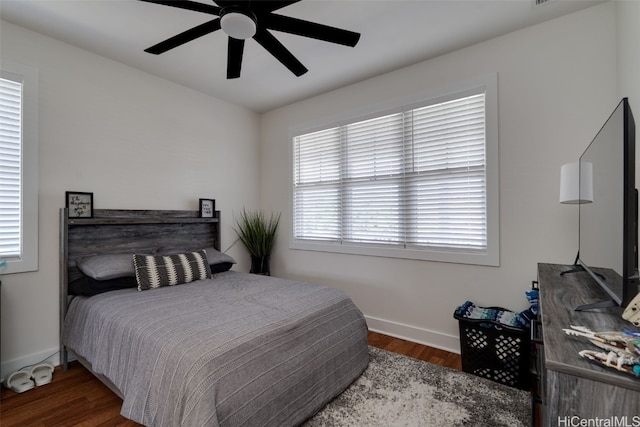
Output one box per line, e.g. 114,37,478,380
59,208,221,369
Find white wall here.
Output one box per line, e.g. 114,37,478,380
617,0,640,114
260,3,618,352
617,0,640,201
616,0,640,306
0,20,261,377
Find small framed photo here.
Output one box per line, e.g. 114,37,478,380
199,198,215,218
66,191,93,218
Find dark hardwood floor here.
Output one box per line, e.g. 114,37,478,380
368,331,461,370
0,331,461,426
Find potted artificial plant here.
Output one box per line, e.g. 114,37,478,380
234,208,281,275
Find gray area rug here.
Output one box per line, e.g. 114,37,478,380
304,346,531,426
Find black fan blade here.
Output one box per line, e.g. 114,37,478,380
139,0,221,15
227,37,245,79
145,19,221,54
253,28,307,76
212,0,236,7
262,14,360,47
250,1,302,13
213,0,299,12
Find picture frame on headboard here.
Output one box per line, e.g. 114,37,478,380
66,191,93,218
199,198,215,218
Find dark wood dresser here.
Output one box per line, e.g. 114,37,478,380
536,263,640,426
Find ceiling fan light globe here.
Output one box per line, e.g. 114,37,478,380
221,12,257,40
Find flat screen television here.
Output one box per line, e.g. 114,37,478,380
577,97,639,310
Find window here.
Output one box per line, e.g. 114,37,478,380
291,77,498,266
1,62,38,273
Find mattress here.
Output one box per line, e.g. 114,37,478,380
63,271,368,427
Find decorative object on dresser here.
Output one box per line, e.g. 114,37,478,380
65,191,93,218
562,325,640,377
233,207,280,275
198,198,215,218
623,292,640,326
535,263,640,426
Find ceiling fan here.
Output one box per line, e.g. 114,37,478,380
139,0,361,79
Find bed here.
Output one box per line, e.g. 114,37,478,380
59,209,369,427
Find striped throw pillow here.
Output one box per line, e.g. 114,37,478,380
133,250,211,291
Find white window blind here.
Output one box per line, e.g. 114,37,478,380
1,62,38,274
293,93,488,256
0,75,22,259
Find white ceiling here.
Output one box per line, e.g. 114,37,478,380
1,0,603,113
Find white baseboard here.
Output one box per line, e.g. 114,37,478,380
1,347,61,384
365,315,461,354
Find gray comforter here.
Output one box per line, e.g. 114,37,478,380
63,271,368,427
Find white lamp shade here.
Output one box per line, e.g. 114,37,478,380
560,160,593,204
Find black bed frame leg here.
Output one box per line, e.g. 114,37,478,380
61,346,68,372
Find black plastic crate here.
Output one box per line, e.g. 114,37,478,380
454,307,531,390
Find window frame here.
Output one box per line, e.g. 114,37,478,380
1,61,39,274
289,74,499,266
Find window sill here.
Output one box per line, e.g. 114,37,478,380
290,240,499,267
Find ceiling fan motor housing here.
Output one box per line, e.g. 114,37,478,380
220,6,257,40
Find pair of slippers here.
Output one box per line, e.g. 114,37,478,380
3,363,54,393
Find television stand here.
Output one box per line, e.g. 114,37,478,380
559,262,617,311
574,299,617,311
559,263,584,276
559,253,606,284
559,252,582,276
535,263,640,426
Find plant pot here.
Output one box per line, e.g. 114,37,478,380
250,255,271,276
